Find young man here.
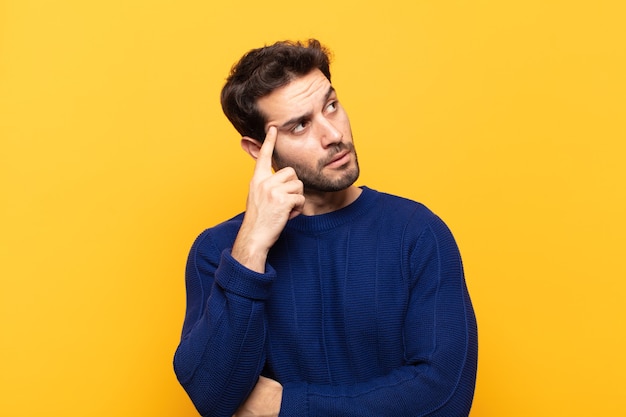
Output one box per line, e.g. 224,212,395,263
174,39,478,417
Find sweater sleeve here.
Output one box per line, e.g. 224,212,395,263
278,214,478,417
173,230,275,417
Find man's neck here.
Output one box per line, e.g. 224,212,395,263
300,186,362,216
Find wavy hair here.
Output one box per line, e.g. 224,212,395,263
220,39,332,142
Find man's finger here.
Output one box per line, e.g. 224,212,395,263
254,126,277,175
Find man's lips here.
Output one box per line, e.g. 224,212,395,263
325,150,350,167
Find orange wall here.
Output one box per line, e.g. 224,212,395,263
1,1,625,416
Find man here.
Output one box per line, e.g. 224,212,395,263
174,39,478,417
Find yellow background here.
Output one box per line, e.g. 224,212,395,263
2,0,625,415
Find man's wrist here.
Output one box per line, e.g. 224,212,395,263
232,233,270,274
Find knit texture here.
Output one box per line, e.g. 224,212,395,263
174,187,478,416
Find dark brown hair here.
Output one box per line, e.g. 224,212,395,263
220,39,332,141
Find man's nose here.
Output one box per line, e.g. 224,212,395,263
319,117,343,147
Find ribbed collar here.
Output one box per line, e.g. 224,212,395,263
285,186,379,234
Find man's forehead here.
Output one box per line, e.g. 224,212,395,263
257,70,333,120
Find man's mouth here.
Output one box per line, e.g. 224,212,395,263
325,150,350,168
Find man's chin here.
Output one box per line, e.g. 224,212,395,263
304,169,360,193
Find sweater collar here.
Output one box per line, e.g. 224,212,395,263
285,186,378,234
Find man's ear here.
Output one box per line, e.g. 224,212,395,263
240,136,263,160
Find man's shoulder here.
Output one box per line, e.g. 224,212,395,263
368,188,457,248
191,212,245,251
364,187,451,238
367,187,434,219
211,212,246,232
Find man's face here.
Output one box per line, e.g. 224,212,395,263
256,69,359,193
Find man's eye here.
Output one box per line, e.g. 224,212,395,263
292,122,308,133
326,101,337,112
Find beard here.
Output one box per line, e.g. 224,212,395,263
273,142,360,192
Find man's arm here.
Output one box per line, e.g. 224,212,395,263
233,126,304,273
173,236,273,417
173,127,302,417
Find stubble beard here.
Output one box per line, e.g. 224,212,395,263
273,142,360,193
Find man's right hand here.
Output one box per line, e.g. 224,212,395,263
232,376,283,417
231,126,305,273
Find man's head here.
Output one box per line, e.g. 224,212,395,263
221,39,332,142
222,39,359,193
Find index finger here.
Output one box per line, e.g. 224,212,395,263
255,126,277,174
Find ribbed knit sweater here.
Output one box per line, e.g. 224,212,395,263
174,186,478,417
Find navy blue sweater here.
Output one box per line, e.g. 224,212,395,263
174,187,477,416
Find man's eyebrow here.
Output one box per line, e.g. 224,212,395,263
278,86,336,129
280,112,311,130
